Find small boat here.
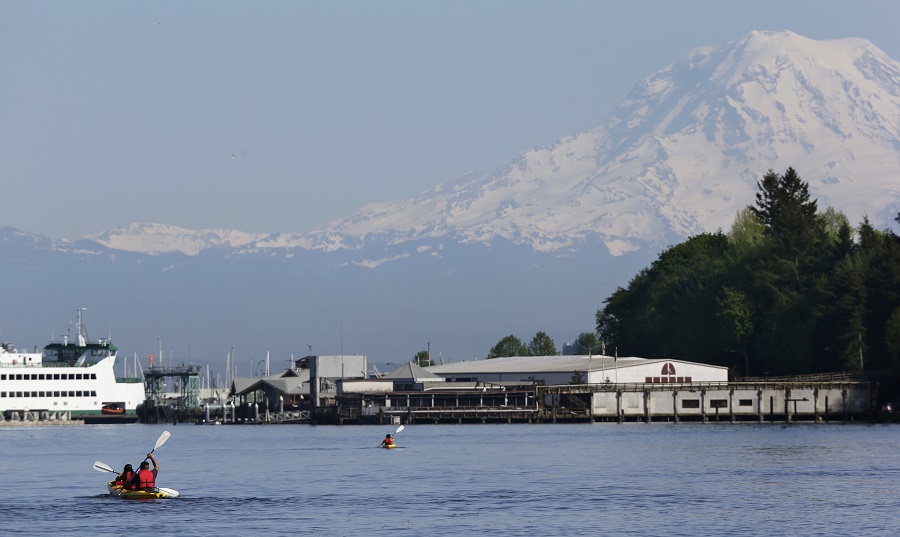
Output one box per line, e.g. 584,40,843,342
381,444,397,449
108,481,179,499
102,403,125,415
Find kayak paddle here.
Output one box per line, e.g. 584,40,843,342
93,461,117,474
144,430,171,461
157,487,180,498
377,424,405,447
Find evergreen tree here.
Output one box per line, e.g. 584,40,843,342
572,332,600,355
527,331,557,356
487,335,528,359
886,308,900,369
751,167,820,248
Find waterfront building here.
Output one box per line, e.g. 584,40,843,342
424,355,728,386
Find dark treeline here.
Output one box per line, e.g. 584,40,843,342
596,168,900,379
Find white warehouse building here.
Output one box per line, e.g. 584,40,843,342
426,355,728,386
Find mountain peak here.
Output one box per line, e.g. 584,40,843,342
305,31,900,257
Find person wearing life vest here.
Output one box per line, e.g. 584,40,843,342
114,464,134,487
128,453,159,491
380,434,395,447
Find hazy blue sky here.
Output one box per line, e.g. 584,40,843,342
3,1,899,238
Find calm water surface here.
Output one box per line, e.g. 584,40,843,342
1,422,898,536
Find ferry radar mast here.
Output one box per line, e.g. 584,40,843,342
76,307,88,347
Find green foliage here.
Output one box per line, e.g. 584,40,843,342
571,332,600,355
527,331,558,356
597,232,731,361
886,308,900,368
597,170,900,379
727,207,765,257
487,335,528,359
414,350,434,367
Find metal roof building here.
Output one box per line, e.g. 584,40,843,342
425,355,728,385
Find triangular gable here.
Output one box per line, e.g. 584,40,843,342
264,376,308,395
383,361,444,381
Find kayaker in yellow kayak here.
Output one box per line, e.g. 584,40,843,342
113,464,134,486
380,434,395,448
128,453,159,491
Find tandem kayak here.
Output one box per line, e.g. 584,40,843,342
108,481,180,499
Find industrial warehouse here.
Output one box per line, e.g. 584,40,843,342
213,354,875,426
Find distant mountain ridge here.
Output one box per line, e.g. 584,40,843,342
27,31,900,260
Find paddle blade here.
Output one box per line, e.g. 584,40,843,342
395,425,405,435
157,487,180,498
154,430,171,451
93,461,116,473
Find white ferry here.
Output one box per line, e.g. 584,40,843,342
0,309,145,423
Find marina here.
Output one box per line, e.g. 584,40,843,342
150,355,878,426
2,313,884,426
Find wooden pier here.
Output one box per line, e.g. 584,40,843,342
325,377,874,425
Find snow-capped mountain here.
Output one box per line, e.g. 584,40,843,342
301,31,899,257
66,31,900,259
85,223,269,256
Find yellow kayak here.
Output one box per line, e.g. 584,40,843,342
108,481,179,499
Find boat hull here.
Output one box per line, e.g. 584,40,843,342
108,481,177,499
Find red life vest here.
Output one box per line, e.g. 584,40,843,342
136,469,155,490
384,437,394,445
115,471,134,486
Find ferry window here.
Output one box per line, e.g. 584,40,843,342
16,391,23,397
91,374,96,379
39,391,45,397
0,392,5,397
710,399,728,408
23,392,30,397
91,391,97,396
39,374,45,380
76,391,83,397
53,391,60,397
31,374,38,380
68,374,75,380
53,374,59,380
681,399,700,409
76,374,83,380
31,391,37,397
739,399,753,407
0,374,5,380
16,374,23,380
68,391,74,397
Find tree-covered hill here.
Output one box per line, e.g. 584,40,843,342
597,168,900,380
